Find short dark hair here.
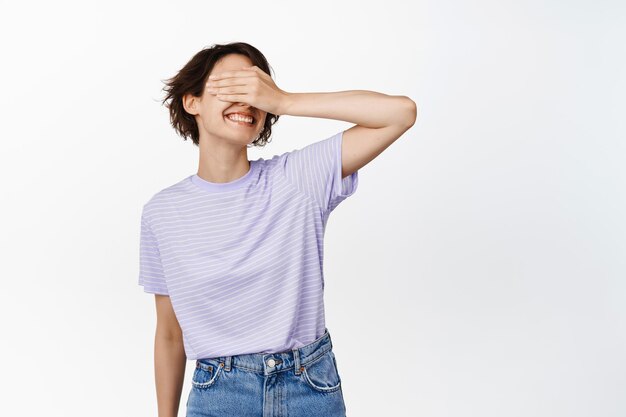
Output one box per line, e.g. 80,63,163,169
160,42,280,147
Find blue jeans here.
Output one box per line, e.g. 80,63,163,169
185,328,347,417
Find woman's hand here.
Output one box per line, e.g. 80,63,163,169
205,66,291,115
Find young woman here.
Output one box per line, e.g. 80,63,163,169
138,42,417,417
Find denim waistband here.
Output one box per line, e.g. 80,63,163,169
196,327,333,376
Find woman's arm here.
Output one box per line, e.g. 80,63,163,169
154,295,187,417
207,67,418,177
281,90,418,177
281,90,416,128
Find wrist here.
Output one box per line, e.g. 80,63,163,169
278,91,295,116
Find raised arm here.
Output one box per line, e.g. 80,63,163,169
281,90,417,177
205,66,417,177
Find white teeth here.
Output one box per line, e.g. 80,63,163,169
226,114,253,124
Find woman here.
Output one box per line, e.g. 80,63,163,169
138,41,417,417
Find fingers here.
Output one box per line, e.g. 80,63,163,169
216,94,247,102
206,71,262,97
205,80,246,96
208,66,269,81
207,85,249,96
206,79,248,90
208,67,257,81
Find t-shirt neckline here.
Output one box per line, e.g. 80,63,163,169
190,159,258,192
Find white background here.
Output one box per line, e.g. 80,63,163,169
1,0,624,416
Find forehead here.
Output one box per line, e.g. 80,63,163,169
211,54,252,73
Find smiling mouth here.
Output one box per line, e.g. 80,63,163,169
224,113,255,127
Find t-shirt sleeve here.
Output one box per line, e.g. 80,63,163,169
138,211,169,295
281,130,359,214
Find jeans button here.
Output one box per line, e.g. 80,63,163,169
266,358,276,367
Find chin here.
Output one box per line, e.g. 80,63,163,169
229,132,258,146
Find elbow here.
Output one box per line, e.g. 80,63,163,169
156,325,184,343
391,95,418,129
402,96,418,128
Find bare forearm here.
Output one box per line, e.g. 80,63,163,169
154,331,187,417
280,90,416,128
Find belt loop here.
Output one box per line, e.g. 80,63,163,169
224,356,232,372
292,348,302,375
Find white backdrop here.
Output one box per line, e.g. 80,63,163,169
1,0,624,416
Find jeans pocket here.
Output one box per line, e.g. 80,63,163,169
191,360,223,389
300,350,342,393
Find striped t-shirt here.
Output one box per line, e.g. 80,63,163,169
138,130,358,359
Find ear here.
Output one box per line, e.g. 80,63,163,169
182,93,199,115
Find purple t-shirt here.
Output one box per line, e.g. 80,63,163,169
138,130,358,359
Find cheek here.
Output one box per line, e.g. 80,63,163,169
202,113,226,131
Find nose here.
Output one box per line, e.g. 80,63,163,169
237,102,259,114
